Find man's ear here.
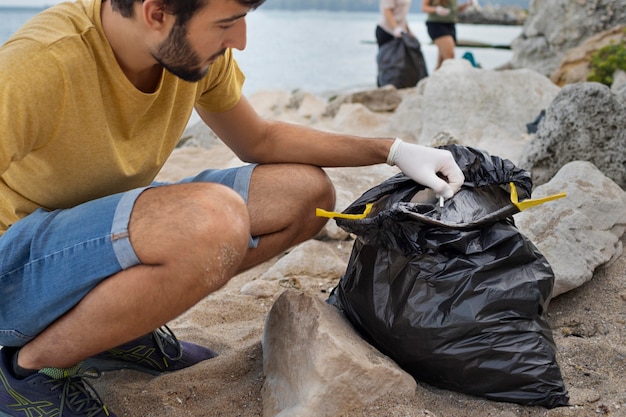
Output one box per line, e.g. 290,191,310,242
140,0,175,33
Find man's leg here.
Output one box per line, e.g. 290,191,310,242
240,163,335,271
15,163,335,370
14,182,249,370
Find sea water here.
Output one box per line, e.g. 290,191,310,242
0,7,522,96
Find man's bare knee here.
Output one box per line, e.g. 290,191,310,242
303,166,336,234
129,184,250,290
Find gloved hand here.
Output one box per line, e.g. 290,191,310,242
387,139,464,199
435,5,451,16
392,26,404,37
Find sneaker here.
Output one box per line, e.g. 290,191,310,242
84,326,217,376
0,347,115,417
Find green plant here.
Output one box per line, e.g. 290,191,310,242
587,38,626,86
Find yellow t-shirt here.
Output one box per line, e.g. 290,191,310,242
0,0,245,236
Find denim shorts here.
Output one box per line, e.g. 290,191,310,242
0,164,256,347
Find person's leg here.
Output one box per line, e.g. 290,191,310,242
15,182,250,370
14,163,335,370
240,163,335,271
434,34,455,69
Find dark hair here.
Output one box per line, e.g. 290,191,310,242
109,0,266,24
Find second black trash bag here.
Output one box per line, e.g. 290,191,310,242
377,33,428,89
327,145,570,409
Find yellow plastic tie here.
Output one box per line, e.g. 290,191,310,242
510,182,567,211
316,203,373,220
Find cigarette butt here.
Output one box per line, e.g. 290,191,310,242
439,196,444,208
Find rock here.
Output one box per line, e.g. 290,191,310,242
519,82,626,189
248,90,292,118
296,94,327,121
332,103,390,135
259,240,346,282
262,290,418,417
240,279,281,298
550,25,626,87
178,120,221,149
324,84,404,118
458,4,527,26
509,0,626,76
515,161,626,297
390,59,559,164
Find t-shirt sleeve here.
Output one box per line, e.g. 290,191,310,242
0,39,64,174
195,48,246,113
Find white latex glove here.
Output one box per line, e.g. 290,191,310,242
435,5,451,16
387,139,464,199
392,26,404,37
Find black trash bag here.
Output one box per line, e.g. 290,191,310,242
377,33,428,89
328,145,569,408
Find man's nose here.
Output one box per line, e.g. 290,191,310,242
224,18,247,51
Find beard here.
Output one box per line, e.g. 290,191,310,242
152,21,218,83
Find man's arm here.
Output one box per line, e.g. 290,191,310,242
196,95,464,198
195,95,392,167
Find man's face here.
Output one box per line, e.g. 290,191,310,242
152,0,248,82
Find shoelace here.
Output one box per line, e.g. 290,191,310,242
43,368,110,417
153,325,184,362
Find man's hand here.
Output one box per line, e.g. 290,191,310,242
387,139,464,199
435,5,451,16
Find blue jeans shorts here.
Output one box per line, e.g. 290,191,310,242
0,164,256,347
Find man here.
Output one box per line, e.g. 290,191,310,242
0,0,464,415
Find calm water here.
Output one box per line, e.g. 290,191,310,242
0,7,522,96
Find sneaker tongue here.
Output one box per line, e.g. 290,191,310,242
38,363,83,379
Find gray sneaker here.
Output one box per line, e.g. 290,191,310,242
0,347,115,417
84,326,217,376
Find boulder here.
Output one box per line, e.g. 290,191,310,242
324,84,404,118
519,82,626,189
515,161,626,297
388,59,560,164
509,0,626,76
261,290,418,417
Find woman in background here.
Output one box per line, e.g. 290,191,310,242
375,0,429,88
422,0,475,69
376,0,413,48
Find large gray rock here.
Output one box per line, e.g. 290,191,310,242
389,59,559,164
509,0,626,76
262,290,418,417
324,85,404,118
519,82,626,189
515,161,626,297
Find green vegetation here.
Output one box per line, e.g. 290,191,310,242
587,37,626,86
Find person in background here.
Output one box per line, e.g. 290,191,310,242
0,0,465,415
422,0,475,69
376,0,413,48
